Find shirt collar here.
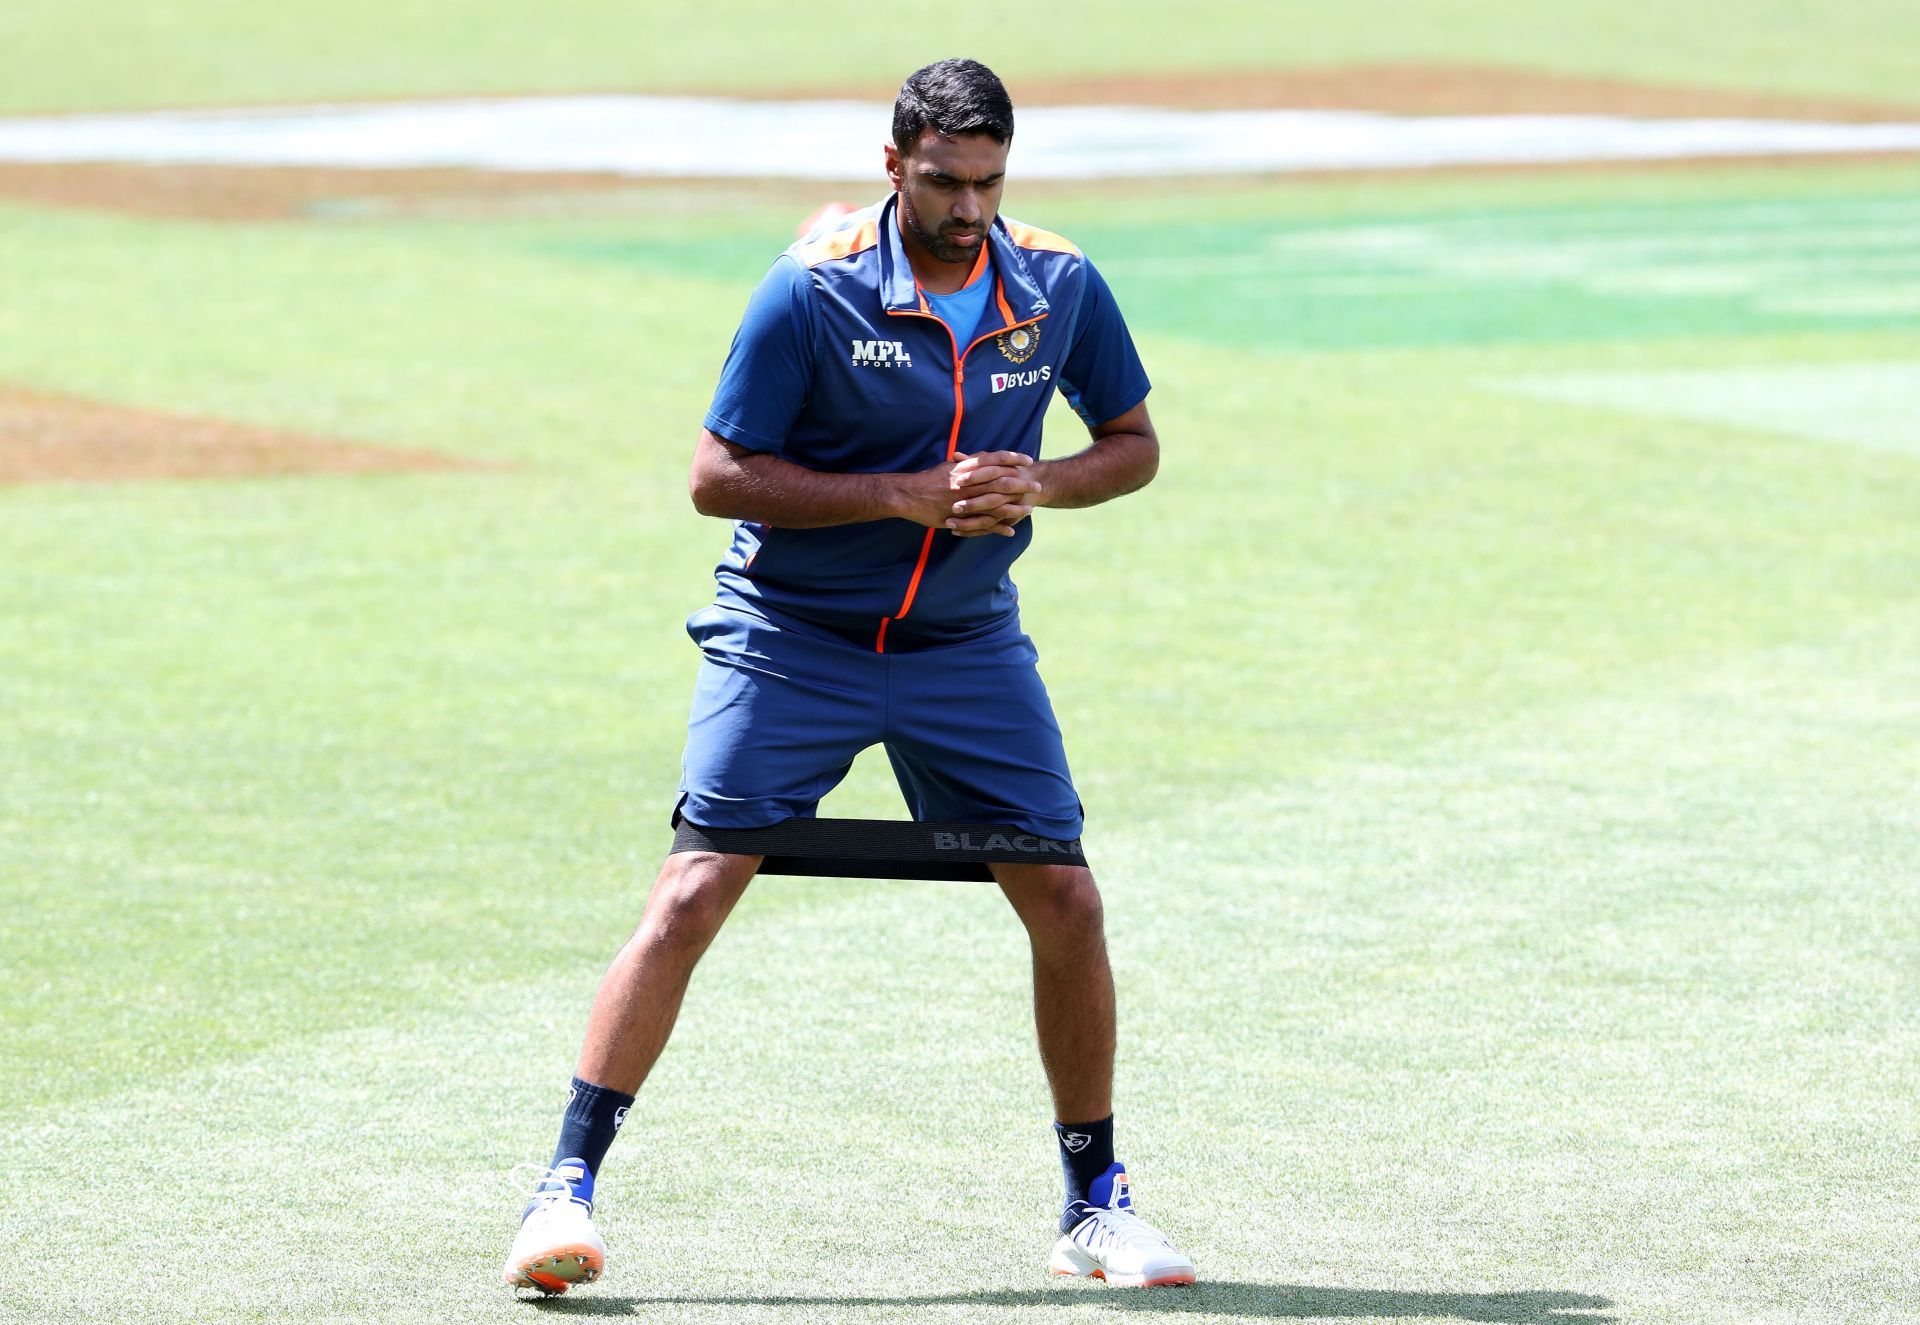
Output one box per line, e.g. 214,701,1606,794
879,193,1052,325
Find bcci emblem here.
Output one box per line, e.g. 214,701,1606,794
997,324,1040,364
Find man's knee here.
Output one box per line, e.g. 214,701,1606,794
638,851,757,952
998,863,1106,937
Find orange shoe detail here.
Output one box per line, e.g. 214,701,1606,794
509,1242,604,1294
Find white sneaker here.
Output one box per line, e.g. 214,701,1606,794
502,1159,607,1295
1049,1165,1195,1288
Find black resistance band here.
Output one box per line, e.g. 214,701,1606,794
670,814,1088,881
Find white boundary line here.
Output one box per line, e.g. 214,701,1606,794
2,97,1920,178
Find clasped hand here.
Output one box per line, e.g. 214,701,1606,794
898,451,1042,538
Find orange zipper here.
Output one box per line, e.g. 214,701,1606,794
871,281,1046,653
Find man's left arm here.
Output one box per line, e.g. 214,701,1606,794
1031,402,1158,509
946,404,1156,531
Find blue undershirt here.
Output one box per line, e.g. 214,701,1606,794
923,256,994,342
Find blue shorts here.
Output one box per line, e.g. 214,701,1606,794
676,604,1084,841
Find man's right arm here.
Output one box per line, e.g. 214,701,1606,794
690,430,1041,534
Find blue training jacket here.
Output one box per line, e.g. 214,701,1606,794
701,192,1150,653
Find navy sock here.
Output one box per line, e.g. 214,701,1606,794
550,1076,635,1179
1055,1115,1116,1216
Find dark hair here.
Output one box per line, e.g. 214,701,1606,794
891,58,1014,155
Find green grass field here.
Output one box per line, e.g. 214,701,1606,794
2,8,1918,1324
6,0,1920,110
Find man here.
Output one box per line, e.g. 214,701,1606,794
503,57,1194,1294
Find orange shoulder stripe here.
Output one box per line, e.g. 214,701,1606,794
1004,221,1081,257
798,218,880,267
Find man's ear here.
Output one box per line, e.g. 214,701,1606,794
883,142,905,190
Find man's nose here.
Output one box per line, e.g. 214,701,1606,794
953,189,982,224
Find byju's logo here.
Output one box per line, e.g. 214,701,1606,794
850,339,912,368
990,365,1052,394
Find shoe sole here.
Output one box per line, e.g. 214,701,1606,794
1051,1265,1197,1288
1050,1240,1196,1289
505,1243,604,1295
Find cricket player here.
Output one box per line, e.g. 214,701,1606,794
504,56,1194,1293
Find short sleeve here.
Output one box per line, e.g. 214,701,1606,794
1054,259,1151,428
703,256,818,454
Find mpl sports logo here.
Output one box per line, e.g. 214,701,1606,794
991,365,1052,394
850,339,912,368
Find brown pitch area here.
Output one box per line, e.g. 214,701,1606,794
1,63,1916,223
0,383,499,486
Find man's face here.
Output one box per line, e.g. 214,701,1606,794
886,129,1010,266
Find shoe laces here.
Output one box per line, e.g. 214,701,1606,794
1072,1206,1173,1254
510,1161,585,1207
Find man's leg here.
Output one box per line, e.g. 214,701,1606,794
503,849,758,1295
993,859,1196,1287
992,862,1114,1124
506,605,878,1294
576,849,762,1094
993,861,1121,1218
866,623,1196,1283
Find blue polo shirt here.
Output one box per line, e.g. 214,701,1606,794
702,193,1150,652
